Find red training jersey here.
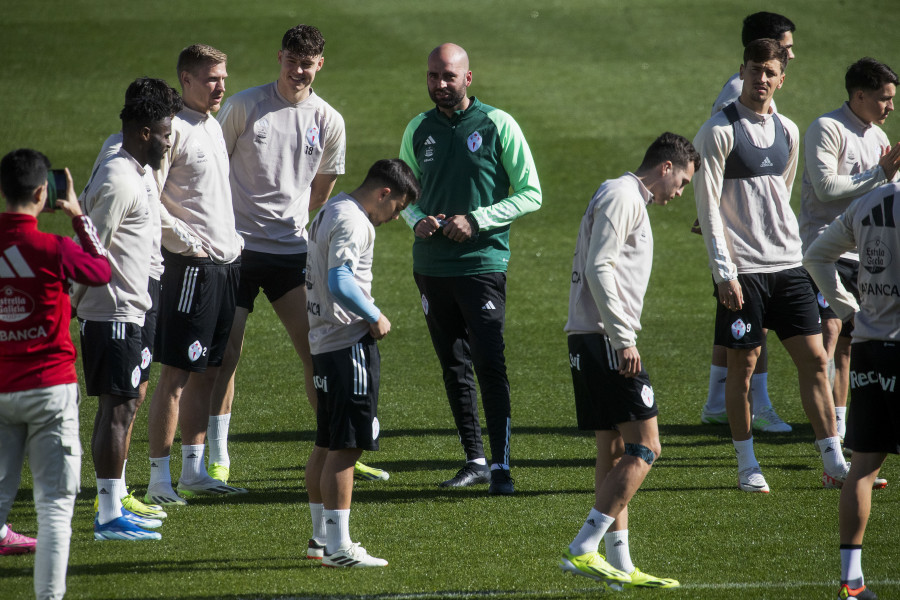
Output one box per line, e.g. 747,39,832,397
0,213,110,392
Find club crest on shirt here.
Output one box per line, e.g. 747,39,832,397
731,318,749,340
306,125,320,146
254,117,269,144
0,285,34,323
467,131,482,152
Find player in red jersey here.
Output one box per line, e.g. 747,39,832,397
0,148,110,599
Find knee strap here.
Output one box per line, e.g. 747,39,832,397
624,443,656,466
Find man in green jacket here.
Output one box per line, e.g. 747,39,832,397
399,43,542,495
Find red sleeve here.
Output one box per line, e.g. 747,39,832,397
60,215,111,285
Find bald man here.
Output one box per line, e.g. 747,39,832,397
399,43,542,495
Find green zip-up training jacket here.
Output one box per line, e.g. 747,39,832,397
399,97,541,277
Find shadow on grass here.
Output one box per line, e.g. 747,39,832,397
229,425,586,444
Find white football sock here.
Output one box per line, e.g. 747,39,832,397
817,436,847,475
180,444,205,484
733,438,759,472
118,461,128,499
704,365,728,413
309,503,326,544
840,546,864,587
96,478,124,525
569,508,614,556
604,529,634,574
749,373,773,413
148,456,172,488
324,508,351,555
835,406,847,439
207,414,231,468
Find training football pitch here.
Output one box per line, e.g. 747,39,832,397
2,1,899,598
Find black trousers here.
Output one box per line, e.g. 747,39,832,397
414,272,511,466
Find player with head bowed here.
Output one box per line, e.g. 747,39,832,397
560,133,697,590
303,159,420,567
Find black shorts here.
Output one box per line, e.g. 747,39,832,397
140,277,160,383
155,249,240,371
713,267,821,349
568,334,658,430
808,258,858,338
845,340,900,454
313,335,381,451
236,249,306,312
79,319,143,398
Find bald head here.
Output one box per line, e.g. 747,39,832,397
427,43,472,115
429,43,469,70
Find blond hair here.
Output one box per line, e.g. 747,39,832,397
177,44,227,80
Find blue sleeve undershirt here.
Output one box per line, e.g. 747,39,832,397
327,263,380,323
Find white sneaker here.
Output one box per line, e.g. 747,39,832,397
177,475,247,499
751,406,792,433
701,406,728,425
144,484,188,506
322,542,388,567
738,467,770,493
822,464,887,490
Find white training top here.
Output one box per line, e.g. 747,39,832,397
565,173,653,350
75,148,152,324
306,192,375,355
804,182,900,342
711,72,777,116
154,107,243,263
218,84,346,254
694,99,801,282
91,133,201,280
800,103,894,261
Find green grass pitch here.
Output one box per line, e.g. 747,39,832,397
2,1,899,598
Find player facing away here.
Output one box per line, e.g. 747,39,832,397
400,43,542,494
560,133,697,590
145,43,247,505
804,182,900,600
701,11,797,433
74,94,172,541
303,159,420,568
694,39,849,493
799,57,900,450
0,149,110,599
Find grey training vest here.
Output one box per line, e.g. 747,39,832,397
722,102,789,180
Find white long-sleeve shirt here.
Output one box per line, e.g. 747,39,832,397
694,100,801,283
75,148,152,324
154,107,243,263
804,182,900,342
800,103,893,260
565,173,653,349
